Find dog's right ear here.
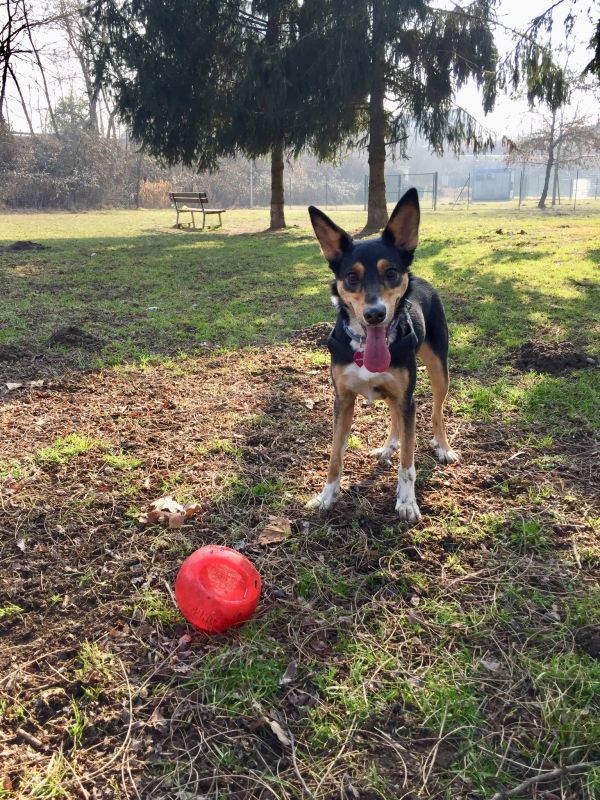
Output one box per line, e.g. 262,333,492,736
308,206,352,265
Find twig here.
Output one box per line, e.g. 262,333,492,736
571,534,582,569
288,729,313,799
490,760,600,800
16,727,44,750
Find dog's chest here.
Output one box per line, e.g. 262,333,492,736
342,363,396,401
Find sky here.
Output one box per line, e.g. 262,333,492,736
5,0,599,141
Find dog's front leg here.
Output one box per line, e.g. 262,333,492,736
395,396,421,523
307,390,356,510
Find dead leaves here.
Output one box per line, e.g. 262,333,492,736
257,516,292,546
137,495,203,528
5,380,44,392
280,659,298,686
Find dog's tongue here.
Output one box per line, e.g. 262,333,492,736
364,326,390,372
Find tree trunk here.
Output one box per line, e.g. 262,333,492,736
365,0,388,232
538,108,557,209
8,65,35,134
265,10,286,230
270,143,286,230
551,164,559,206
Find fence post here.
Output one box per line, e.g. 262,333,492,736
573,169,579,210
518,168,524,209
397,174,402,201
433,171,438,210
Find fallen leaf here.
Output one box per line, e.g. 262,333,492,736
280,659,298,686
138,495,204,527
480,659,502,673
6,383,22,391
257,516,292,545
266,718,291,747
148,707,169,732
304,398,315,410
168,512,186,529
16,538,26,552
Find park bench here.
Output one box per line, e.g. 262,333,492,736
169,192,226,229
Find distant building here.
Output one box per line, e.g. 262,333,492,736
472,167,514,201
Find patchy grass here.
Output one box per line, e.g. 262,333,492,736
36,433,103,464
1,203,599,799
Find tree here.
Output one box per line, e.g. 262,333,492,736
342,0,499,230
56,0,102,133
88,0,364,229
1,0,62,132
507,112,600,208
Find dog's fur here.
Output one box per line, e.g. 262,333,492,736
307,188,459,522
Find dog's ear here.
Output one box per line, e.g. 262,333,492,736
308,206,352,264
382,187,420,251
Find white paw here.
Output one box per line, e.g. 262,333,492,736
306,481,339,511
430,437,460,465
370,440,399,465
396,465,420,522
395,499,422,523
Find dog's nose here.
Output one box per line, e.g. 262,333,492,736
364,304,386,325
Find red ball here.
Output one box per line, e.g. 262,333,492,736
175,545,261,633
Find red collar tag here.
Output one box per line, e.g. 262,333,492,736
353,351,364,367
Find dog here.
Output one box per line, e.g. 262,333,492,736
306,188,459,522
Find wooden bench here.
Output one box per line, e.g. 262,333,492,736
169,192,226,229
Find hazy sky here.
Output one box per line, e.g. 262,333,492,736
5,0,599,141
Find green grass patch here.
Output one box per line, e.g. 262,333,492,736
37,433,103,464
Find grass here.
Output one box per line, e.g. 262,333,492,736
1,202,599,799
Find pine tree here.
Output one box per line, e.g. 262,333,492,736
88,0,364,229
340,0,500,230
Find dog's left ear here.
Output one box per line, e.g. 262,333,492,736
382,187,420,251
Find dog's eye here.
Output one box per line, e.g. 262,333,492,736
385,268,400,281
346,272,360,287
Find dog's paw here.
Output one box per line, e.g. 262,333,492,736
395,499,421,523
369,440,399,465
430,437,460,465
306,481,339,511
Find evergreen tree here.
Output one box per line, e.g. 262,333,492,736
88,0,364,229
339,0,500,230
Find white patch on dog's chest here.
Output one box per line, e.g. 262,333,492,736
343,363,394,401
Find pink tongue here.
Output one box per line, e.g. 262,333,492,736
364,326,390,372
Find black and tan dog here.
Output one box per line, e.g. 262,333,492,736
307,188,458,522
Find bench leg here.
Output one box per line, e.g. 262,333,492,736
218,212,222,227
190,211,196,229
202,211,206,230
176,209,180,228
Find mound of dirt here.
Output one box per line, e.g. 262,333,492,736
4,240,49,252
515,340,596,375
0,344,26,362
575,627,600,660
48,325,101,350
289,322,331,349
